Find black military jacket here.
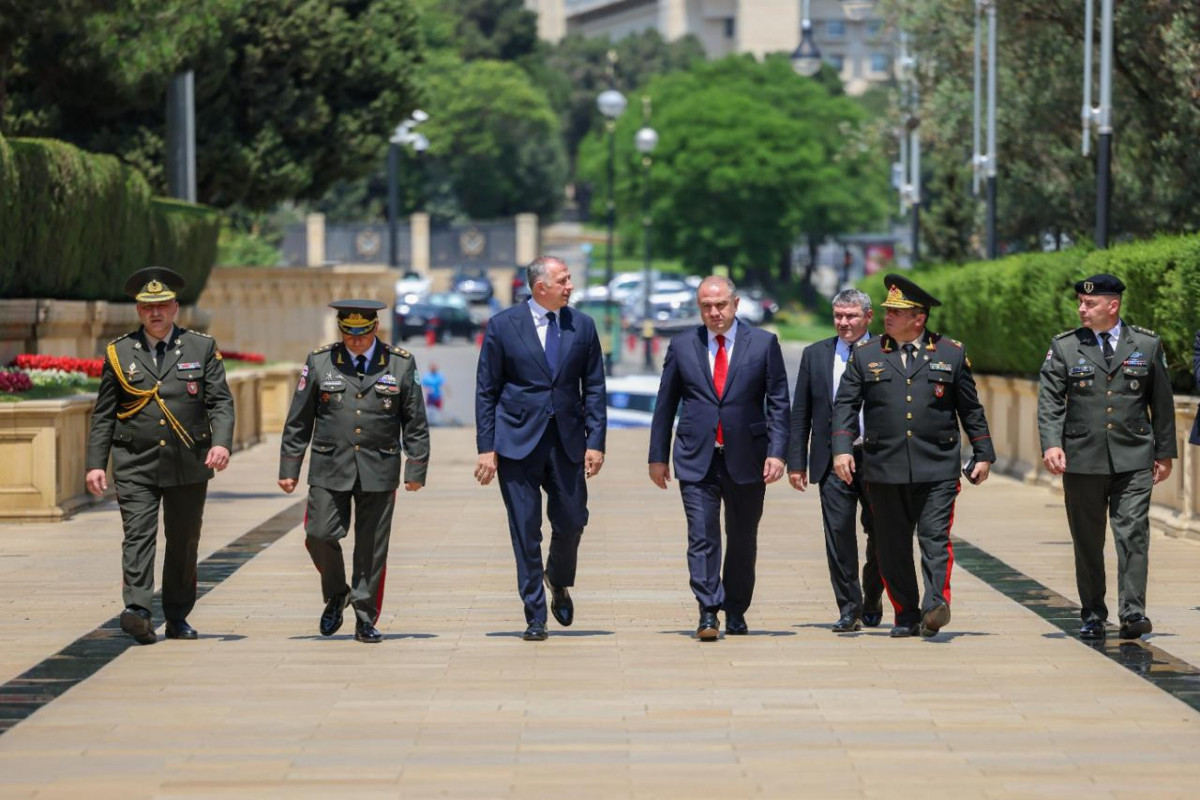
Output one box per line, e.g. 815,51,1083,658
86,326,235,487
1037,323,1176,474
832,331,995,483
279,339,430,492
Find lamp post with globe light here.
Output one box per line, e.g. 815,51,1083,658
634,99,658,373
790,0,822,77
596,50,627,375
387,110,430,269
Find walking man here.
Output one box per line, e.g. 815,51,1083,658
86,267,235,644
279,300,430,643
1037,274,1176,641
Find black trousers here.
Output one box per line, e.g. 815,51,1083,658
115,479,208,621
865,479,959,626
817,449,882,618
678,451,765,615
304,482,396,625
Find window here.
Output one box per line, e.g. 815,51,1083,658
870,53,891,73
827,54,845,71
826,20,846,38
724,17,735,38
866,20,884,38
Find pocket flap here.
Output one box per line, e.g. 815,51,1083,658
937,429,958,444
311,439,336,453
374,383,400,396
1064,424,1088,438
749,421,767,437
927,373,952,384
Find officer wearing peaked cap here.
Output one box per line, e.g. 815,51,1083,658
831,274,995,639
86,266,236,645
279,299,430,644
1038,273,1176,642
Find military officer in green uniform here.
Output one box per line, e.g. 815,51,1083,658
86,267,235,645
278,300,430,644
832,274,995,639
1037,273,1176,641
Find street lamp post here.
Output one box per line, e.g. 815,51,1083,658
387,109,430,268
597,50,627,376
634,99,658,373
897,33,921,265
1081,0,1113,248
972,1,998,259
791,0,822,77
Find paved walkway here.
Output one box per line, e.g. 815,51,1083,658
1,429,1200,798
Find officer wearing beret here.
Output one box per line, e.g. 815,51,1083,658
279,300,430,644
832,274,995,638
1037,274,1176,641
86,267,235,645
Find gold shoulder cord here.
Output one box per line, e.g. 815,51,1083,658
105,343,195,448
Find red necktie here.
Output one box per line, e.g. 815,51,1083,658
714,334,727,445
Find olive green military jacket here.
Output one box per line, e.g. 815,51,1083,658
279,340,430,492
1037,323,1177,474
86,327,235,487
832,331,995,484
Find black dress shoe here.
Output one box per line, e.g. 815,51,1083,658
725,612,748,635
523,621,548,641
164,619,198,640
696,611,719,641
355,620,383,643
545,576,574,627
319,591,349,637
120,606,157,645
1118,614,1152,640
1079,619,1107,640
919,602,951,638
862,609,884,628
890,623,921,638
832,615,862,633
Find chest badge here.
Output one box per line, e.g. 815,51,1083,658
1130,379,1140,390
126,361,139,381
382,397,393,410
933,383,945,398
186,381,198,396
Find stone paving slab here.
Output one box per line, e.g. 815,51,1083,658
0,428,1199,798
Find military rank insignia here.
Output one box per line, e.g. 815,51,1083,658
296,365,308,393
186,381,198,396
934,384,945,398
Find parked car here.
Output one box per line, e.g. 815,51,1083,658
511,267,531,304
605,374,663,429
393,270,431,304
393,301,480,344
451,268,494,304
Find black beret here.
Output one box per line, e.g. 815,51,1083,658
1074,274,1125,295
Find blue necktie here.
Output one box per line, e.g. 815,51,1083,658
545,312,560,374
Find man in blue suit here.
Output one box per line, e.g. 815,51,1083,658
475,256,607,641
648,276,790,640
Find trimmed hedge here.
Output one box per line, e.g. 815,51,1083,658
0,133,218,304
858,236,1200,391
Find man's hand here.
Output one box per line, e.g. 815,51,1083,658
788,470,808,492
648,462,671,490
475,451,498,486
86,469,108,497
585,449,605,478
832,454,855,485
404,481,424,492
1043,447,1067,476
1153,458,1173,485
278,478,297,494
763,457,785,484
969,460,991,485
205,445,231,472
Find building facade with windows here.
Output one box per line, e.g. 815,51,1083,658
525,0,893,95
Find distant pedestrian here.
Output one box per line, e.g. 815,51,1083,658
423,363,445,411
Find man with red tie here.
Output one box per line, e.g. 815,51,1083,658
648,276,791,640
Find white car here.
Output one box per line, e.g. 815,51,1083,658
394,270,431,304
605,374,663,429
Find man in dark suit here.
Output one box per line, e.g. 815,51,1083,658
86,267,235,645
1037,274,1176,641
648,276,790,640
279,300,430,644
832,274,995,639
787,288,883,633
475,256,607,641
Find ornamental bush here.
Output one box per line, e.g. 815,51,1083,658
857,235,1200,391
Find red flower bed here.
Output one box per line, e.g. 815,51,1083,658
220,350,266,363
10,354,104,377
0,370,34,393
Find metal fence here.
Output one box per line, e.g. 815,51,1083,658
281,220,517,269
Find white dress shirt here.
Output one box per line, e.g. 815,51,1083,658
834,333,868,445
528,298,558,351
706,319,739,375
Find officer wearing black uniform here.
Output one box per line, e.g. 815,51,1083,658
86,267,235,645
278,300,430,644
832,274,995,639
1037,274,1176,641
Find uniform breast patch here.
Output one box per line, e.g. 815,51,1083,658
929,362,952,372
177,362,202,370
378,374,397,386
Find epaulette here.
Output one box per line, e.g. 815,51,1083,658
855,338,871,347
386,344,412,358
107,332,134,345
1054,328,1077,340
312,343,335,354
1130,324,1159,338
185,330,214,339
946,337,962,349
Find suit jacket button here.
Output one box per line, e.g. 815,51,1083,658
354,445,361,451
357,393,364,399
906,395,912,402
1106,423,1113,429
159,440,166,446
907,379,913,385
906,430,913,437
159,419,166,426
355,427,362,434
906,412,913,420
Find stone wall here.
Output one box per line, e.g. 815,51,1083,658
0,300,210,363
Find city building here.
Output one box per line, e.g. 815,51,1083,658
524,0,893,95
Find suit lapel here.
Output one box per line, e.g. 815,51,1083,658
821,338,837,400
1076,330,1108,371
158,327,183,376
331,343,359,382
552,307,577,380
907,335,934,378
509,307,552,378
1109,326,1136,374
691,326,718,399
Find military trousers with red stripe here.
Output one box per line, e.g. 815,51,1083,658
304,482,395,625
864,479,959,627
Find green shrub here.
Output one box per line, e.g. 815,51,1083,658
857,236,1200,390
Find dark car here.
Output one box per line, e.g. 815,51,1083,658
451,268,494,304
511,267,531,304
393,301,479,344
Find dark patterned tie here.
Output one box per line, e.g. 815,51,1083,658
903,343,917,376
355,354,367,376
1100,332,1114,367
155,341,167,371
545,312,560,374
